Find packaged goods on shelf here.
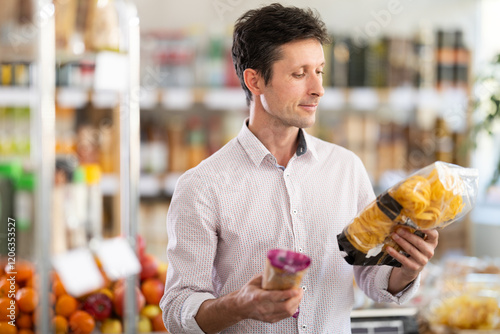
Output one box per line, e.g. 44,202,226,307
420,256,500,332
337,161,479,266
84,0,120,52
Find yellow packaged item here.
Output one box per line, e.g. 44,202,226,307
337,161,478,266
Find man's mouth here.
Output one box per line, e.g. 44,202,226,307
298,103,319,111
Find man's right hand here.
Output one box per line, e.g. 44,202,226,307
195,273,303,333
234,274,303,323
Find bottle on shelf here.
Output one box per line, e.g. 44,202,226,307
67,166,88,249
330,35,350,88
0,160,22,256
167,117,188,173
436,29,456,91
414,23,436,88
14,171,35,259
12,106,31,159
435,116,453,163
53,161,69,255
187,115,208,169
83,163,103,248
453,30,470,91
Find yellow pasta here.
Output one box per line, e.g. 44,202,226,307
390,175,431,217
408,169,464,229
346,202,395,253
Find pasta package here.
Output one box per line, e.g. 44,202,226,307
337,161,479,266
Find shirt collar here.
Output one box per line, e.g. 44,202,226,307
237,119,318,167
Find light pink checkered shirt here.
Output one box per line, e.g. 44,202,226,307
160,120,419,333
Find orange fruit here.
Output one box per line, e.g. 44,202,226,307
0,277,18,298
15,287,38,313
53,315,68,334
3,261,34,283
55,294,78,318
52,279,67,298
16,313,32,329
69,310,95,334
24,274,39,290
0,297,18,321
0,321,17,334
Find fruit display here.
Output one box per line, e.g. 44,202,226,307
0,235,169,333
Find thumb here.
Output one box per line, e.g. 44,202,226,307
248,273,263,287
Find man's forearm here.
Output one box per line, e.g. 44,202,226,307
195,291,243,334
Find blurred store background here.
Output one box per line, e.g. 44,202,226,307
0,0,500,333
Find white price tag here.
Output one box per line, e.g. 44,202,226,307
52,248,104,297
94,237,141,281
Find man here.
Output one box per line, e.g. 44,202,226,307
160,3,438,333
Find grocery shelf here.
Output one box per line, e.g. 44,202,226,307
101,172,181,197
0,87,34,106
0,85,470,110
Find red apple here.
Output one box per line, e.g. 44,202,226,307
136,235,146,261
82,292,113,321
140,254,159,281
113,284,146,318
141,278,165,305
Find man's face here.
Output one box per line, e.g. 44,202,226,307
258,38,325,129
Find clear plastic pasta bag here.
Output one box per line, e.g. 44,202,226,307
337,161,479,266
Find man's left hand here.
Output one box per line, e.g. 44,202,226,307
386,227,439,294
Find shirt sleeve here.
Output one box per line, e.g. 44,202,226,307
354,265,420,304
159,170,219,333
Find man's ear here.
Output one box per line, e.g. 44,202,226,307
243,68,263,97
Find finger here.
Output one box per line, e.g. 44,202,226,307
266,287,301,303
395,229,434,257
386,246,421,271
391,232,430,265
248,274,263,287
421,229,439,245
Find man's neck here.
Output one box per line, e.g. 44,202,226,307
248,114,299,168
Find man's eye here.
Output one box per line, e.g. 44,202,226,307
293,73,305,78
317,71,324,75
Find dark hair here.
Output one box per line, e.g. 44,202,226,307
232,3,330,106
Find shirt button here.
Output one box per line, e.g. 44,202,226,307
292,209,298,215
298,248,303,253
302,285,307,291
285,172,290,177
302,324,307,329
